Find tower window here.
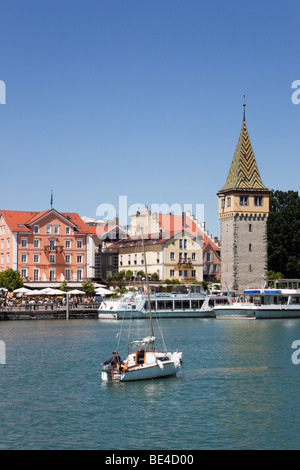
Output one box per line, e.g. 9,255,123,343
227,197,231,207
240,196,249,206
254,196,263,206
249,265,252,272
249,244,252,252
249,224,252,232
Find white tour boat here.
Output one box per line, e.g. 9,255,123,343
212,280,300,319
98,285,215,320
101,225,183,382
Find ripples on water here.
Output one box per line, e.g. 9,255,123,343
1,318,300,449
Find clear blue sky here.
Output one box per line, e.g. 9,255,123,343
1,0,299,237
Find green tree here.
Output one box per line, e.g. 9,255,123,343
0,269,23,292
59,280,69,292
267,190,300,277
125,270,133,280
82,279,95,295
151,272,159,281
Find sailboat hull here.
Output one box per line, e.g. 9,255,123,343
101,351,183,382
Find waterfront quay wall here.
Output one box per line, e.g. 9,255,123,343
0,303,99,320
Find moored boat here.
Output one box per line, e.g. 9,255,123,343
98,285,215,320
212,280,300,319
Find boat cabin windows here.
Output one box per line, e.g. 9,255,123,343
135,350,145,365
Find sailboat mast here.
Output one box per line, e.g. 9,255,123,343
141,227,154,339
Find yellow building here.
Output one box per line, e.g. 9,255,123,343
108,230,203,283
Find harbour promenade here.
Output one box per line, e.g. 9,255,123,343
0,302,100,320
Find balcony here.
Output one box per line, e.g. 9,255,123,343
176,257,193,267
44,245,64,253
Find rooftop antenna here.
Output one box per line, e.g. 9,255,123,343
243,94,246,122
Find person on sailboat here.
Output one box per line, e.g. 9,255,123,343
101,350,123,369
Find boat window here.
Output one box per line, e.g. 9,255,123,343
175,300,182,309
157,301,165,309
136,351,145,365
183,300,190,309
166,301,173,310
191,300,199,309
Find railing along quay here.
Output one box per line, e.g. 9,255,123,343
0,302,101,320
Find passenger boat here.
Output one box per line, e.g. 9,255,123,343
101,225,183,382
212,280,300,319
98,285,215,320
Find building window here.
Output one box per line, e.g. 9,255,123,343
191,270,196,277
65,268,71,281
65,240,71,249
227,196,231,207
46,225,51,234
1,239,3,249
192,252,196,260
21,254,27,263
65,226,71,235
249,224,252,232
77,239,83,249
254,196,263,206
170,252,175,261
179,239,183,249
21,268,27,278
179,270,182,277
240,196,249,206
33,269,39,281
49,269,56,281
184,270,188,277
49,254,56,264
6,238,10,249
77,269,83,281
249,244,252,252
184,239,187,249
77,254,83,264
34,225,39,234
7,253,10,264
65,254,71,264
170,269,175,277
33,254,40,263
21,238,28,248
33,239,40,248
54,225,60,234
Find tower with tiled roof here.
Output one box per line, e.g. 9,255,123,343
217,105,270,292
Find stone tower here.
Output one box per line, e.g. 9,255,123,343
217,106,270,292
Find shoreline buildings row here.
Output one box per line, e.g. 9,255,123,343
0,207,221,288
0,106,269,292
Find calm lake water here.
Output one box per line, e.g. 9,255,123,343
1,317,300,450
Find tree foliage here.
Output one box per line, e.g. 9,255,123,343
267,190,300,278
0,269,23,292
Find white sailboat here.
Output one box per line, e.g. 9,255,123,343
101,226,183,382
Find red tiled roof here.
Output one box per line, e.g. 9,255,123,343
0,209,94,235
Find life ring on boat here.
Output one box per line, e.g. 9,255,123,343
232,297,236,302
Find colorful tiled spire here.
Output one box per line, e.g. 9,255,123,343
218,105,269,193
